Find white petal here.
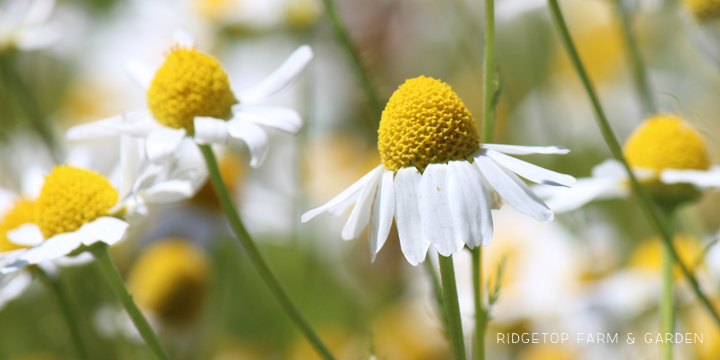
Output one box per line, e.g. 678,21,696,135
53,252,95,267
125,60,154,90
592,159,627,178
194,117,228,145
226,119,268,168
66,112,160,139
302,165,382,222
369,171,395,262
23,0,56,25
481,144,570,155
173,28,196,48
418,164,464,256
145,128,186,164
447,161,493,248
0,272,32,309
341,168,383,241
20,165,45,198
327,192,360,216
233,107,303,134
394,167,431,265
534,177,627,213
237,45,314,104
474,154,553,222
15,23,61,50
661,166,720,188
18,233,83,265
0,189,17,216
7,223,44,246
141,180,195,204
484,149,576,187
76,217,128,246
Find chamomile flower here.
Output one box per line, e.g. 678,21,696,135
66,32,313,168
536,114,717,212
302,76,575,265
0,0,60,52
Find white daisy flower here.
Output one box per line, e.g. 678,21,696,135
66,30,313,168
0,0,60,51
302,76,575,265
535,114,717,213
0,138,206,273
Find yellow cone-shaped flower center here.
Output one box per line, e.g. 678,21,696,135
0,200,37,252
624,115,710,172
37,166,118,239
128,239,210,322
147,47,237,133
685,0,720,21
378,76,480,172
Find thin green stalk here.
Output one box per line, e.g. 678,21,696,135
0,53,63,163
547,0,720,329
472,247,485,360
611,0,656,115
483,0,496,145
425,258,448,329
90,244,170,360
475,0,496,357
35,267,91,360
320,0,383,125
438,254,467,360
199,145,337,360
661,237,675,360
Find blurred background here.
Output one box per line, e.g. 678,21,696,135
1,0,720,358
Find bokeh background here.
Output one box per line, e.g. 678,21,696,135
2,0,720,358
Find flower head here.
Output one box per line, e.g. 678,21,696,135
624,115,710,172
127,239,210,323
378,76,480,172
304,76,574,264
37,166,118,238
147,47,238,133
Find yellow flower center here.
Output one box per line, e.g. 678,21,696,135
378,76,480,172
0,200,37,252
624,114,710,172
127,239,210,323
628,235,701,278
685,0,720,21
147,47,238,133
37,166,118,239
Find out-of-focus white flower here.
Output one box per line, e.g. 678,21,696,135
536,115,718,212
303,76,574,265
67,30,313,169
0,0,60,51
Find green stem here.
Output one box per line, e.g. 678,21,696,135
199,145,337,360
438,254,467,360
320,0,383,125
425,258,448,330
661,236,675,360
472,247,485,360
90,244,170,360
34,267,91,360
611,0,656,115
547,0,720,330
0,53,63,163
483,0,496,144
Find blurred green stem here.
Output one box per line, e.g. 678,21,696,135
0,53,63,163
547,0,720,330
661,237,675,360
475,0,496,356
472,247,485,360
425,258,448,329
320,0,383,125
35,267,90,360
611,0,656,115
199,145,337,360
438,254,467,360
91,244,170,360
